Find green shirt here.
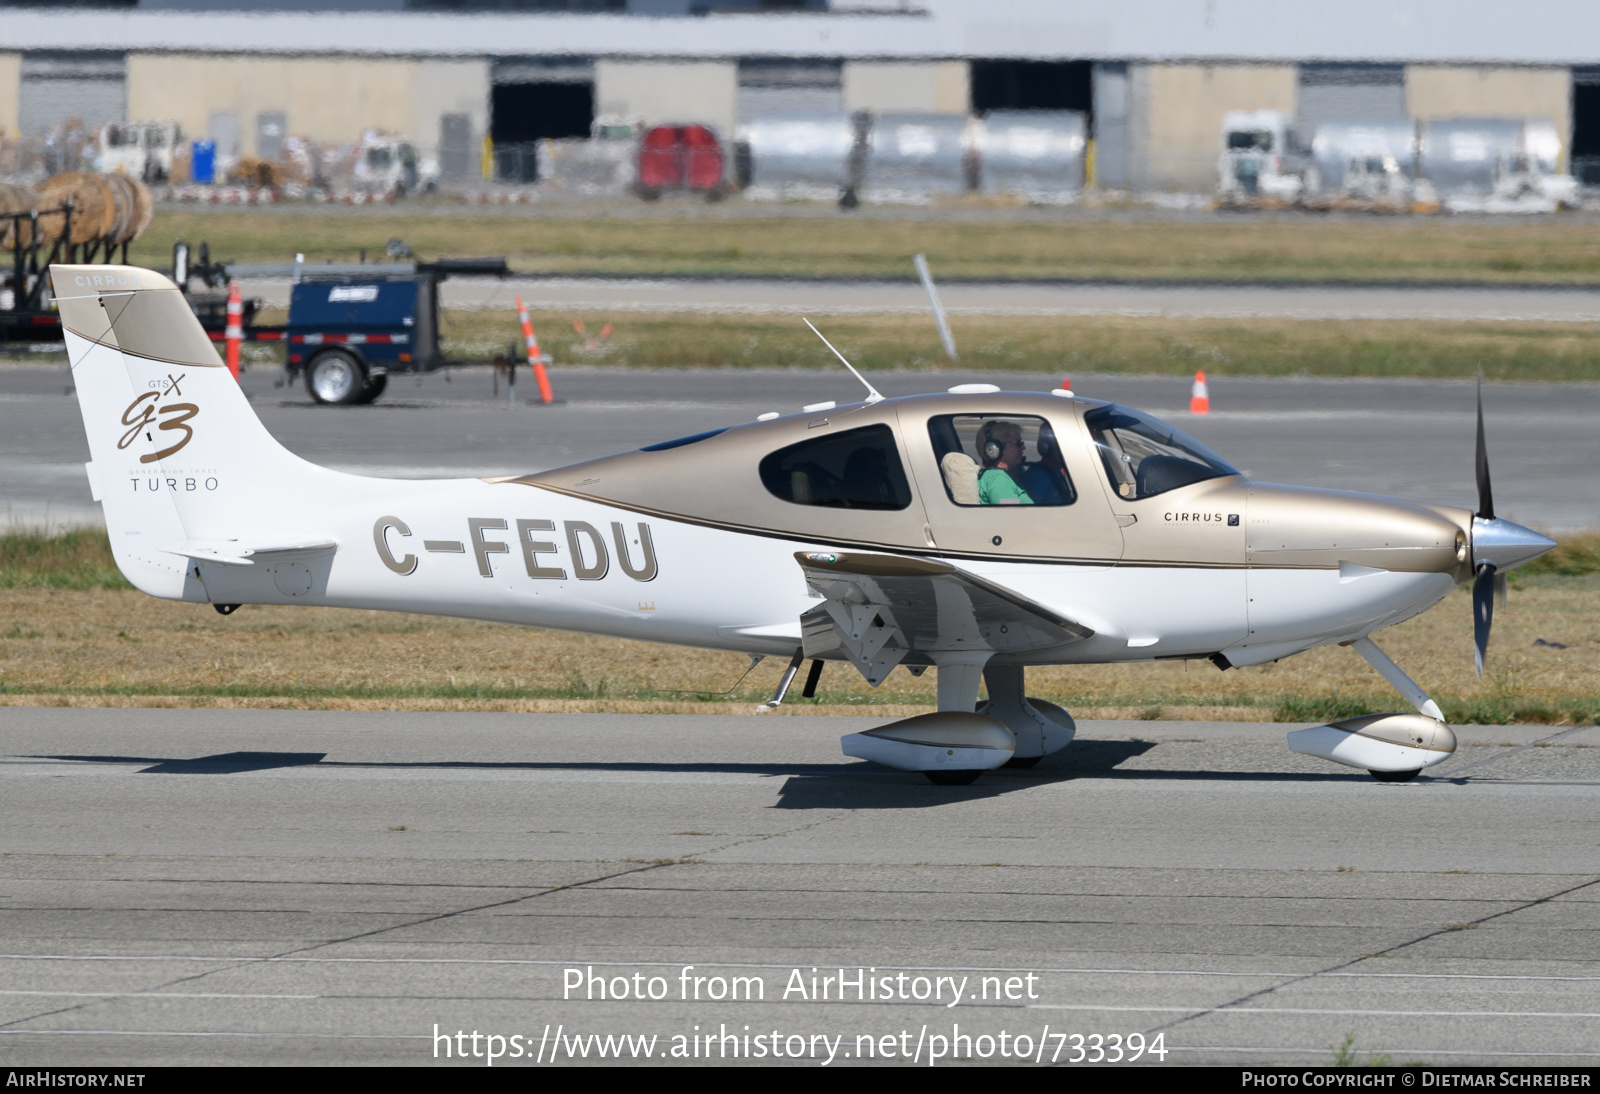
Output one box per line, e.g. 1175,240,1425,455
978,468,1033,505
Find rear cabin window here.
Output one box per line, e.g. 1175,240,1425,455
759,424,913,510
926,414,1076,507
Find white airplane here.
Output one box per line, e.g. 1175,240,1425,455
58,264,1556,785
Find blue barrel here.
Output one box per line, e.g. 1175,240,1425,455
191,139,216,185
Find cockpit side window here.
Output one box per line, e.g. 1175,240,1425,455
1084,404,1238,500
759,424,912,511
926,414,1076,507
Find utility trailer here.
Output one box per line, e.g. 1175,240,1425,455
1,200,142,348
2,223,245,350
184,250,514,404
274,256,510,404
4,219,513,406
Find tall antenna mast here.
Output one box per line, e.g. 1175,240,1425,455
803,317,884,404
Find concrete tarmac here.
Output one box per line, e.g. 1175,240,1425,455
0,708,1595,1067
3,364,1597,533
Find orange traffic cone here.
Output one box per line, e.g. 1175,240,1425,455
1190,370,1210,414
224,281,242,381
514,295,555,405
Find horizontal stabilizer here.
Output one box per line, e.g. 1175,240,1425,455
164,537,339,567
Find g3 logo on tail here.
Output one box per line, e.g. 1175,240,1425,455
117,374,198,463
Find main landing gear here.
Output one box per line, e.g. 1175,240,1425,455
838,659,1076,786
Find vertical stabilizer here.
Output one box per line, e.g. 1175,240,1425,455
55,264,333,601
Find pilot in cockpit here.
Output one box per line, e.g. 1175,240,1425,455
977,421,1034,505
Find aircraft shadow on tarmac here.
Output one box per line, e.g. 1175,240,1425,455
36,739,1378,807
36,751,331,774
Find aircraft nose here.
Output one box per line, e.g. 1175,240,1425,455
1472,516,1557,572
1246,483,1468,574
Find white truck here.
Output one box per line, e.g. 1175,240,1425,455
1218,110,1304,205
98,121,184,183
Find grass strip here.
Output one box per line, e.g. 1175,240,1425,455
426,311,1600,383
0,528,130,590
133,208,1600,285
40,307,1600,384
4,535,1595,723
1513,531,1600,579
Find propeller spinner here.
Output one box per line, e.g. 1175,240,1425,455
1469,372,1557,677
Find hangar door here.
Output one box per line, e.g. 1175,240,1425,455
18,52,126,137
1573,68,1600,185
971,61,1092,116
971,60,1112,184
491,59,595,183
737,60,842,125
1298,64,1406,129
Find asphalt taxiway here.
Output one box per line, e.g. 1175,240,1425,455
0,708,1596,1067
3,364,1598,533
4,352,1598,1065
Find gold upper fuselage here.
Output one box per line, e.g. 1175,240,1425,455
513,391,1473,579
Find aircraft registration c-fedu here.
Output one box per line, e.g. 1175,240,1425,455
59,264,1557,785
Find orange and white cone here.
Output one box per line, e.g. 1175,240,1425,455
1190,370,1210,415
514,295,554,405
224,281,242,381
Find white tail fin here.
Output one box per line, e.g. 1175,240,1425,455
56,264,339,600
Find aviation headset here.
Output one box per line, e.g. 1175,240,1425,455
980,421,1006,463
982,421,1044,463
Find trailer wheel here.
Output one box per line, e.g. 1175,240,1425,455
305,349,365,405
350,373,388,405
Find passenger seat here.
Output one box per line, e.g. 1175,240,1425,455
940,451,980,505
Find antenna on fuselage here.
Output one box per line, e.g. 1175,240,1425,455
803,317,884,404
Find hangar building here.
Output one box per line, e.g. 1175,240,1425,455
2,0,1599,190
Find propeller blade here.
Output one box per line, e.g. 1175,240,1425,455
1473,563,1496,678
1495,570,1507,610
1475,369,1495,521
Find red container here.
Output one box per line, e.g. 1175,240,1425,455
637,125,682,190
637,124,724,195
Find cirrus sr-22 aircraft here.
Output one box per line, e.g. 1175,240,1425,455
58,264,1556,785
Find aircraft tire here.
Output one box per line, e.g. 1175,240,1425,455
305,349,365,406
924,769,983,786
1369,768,1422,783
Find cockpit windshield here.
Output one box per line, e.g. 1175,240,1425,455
1084,404,1239,500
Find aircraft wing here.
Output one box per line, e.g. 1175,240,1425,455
795,550,1094,686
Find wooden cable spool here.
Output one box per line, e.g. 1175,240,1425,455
125,175,154,242
100,173,139,244
37,172,117,245
5,173,152,251
0,183,40,249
